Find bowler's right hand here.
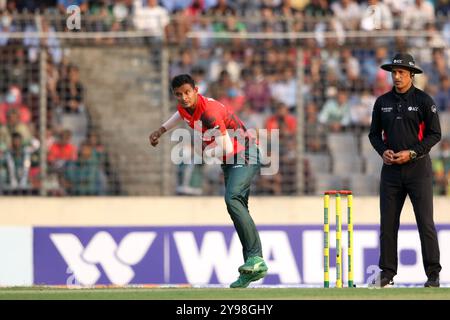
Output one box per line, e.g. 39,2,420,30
382,149,395,165
149,128,164,147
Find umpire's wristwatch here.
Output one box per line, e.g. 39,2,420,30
409,150,417,161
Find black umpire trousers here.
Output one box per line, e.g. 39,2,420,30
379,155,441,279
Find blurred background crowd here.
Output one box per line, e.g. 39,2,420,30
0,0,449,196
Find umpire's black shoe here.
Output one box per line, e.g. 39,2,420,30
380,277,394,288
369,273,394,288
424,276,440,288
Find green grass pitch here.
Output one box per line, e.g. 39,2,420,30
0,287,449,300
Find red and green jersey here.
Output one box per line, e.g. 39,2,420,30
177,94,255,158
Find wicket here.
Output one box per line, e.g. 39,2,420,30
323,190,353,288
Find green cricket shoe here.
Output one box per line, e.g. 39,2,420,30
238,256,268,274
230,270,267,288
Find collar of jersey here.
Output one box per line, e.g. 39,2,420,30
392,84,415,101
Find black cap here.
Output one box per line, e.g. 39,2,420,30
381,53,423,74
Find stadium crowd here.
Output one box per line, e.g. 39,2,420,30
0,0,449,196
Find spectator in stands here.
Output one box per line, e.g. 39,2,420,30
0,9,15,46
264,102,298,196
24,18,62,64
360,49,391,95
230,0,260,16
258,6,285,42
318,87,351,132
207,0,236,16
331,0,361,31
191,66,209,95
432,155,446,195
360,0,393,31
133,0,170,37
45,126,57,149
270,67,296,111
209,48,242,83
432,138,450,195
0,141,8,191
2,132,36,193
4,46,28,90
212,11,246,48
211,71,246,113
424,22,447,50
383,0,414,18
89,0,116,32
435,0,450,17
4,108,33,146
0,85,31,125
274,0,302,32
170,0,205,43
262,48,279,76
237,102,265,132
265,102,297,137
161,0,196,13
47,129,77,171
112,0,132,24
401,0,435,31
0,120,10,150
57,0,88,14
434,75,450,112
202,162,225,195
421,48,449,87
189,16,215,49
339,47,360,85
303,0,332,18
304,101,326,152
57,65,85,113
256,169,282,195
84,130,109,192
243,65,272,113
303,0,334,45
176,142,204,196
349,88,376,129
170,48,194,79
373,68,393,97
46,58,60,120
405,22,443,73
279,135,297,194
255,146,282,195
183,0,206,16
85,131,105,165
63,142,102,195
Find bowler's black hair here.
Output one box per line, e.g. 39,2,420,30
171,74,195,90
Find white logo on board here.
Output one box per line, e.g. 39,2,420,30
51,231,156,286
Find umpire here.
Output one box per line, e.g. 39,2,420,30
368,53,442,287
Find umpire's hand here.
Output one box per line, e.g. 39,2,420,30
382,149,395,165
392,150,411,164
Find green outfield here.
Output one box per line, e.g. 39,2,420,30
0,287,449,300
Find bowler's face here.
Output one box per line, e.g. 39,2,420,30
173,83,198,109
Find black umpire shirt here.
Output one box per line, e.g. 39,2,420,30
369,85,441,159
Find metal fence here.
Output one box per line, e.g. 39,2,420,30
1,13,450,196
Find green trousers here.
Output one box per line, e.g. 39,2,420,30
221,150,262,261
